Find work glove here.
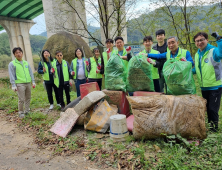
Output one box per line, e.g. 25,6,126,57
97,65,101,70
126,46,131,54
96,69,100,74
180,57,187,61
69,80,73,86
50,68,55,73
12,86,17,92
43,67,46,72
147,58,156,66
32,83,36,88
85,61,89,66
106,48,111,54
211,32,222,41
86,79,89,83
71,71,75,76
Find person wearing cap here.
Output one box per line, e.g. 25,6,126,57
193,32,222,132
152,29,168,92
139,36,160,92
103,39,115,73
113,36,132,69
147,36,194,66
8,47,36,118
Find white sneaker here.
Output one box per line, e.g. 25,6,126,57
19,113,25,118
49,104,54,110
57,104,61,107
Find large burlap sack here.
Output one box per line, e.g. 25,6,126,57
84,100,118,133
105,54,127,91
126,54,154,92
127,95,207,139
163,58,196,95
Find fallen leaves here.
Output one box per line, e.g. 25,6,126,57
153,144,162,153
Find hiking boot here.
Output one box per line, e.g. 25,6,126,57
49,104,54,110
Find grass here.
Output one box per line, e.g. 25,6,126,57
0,75,222,169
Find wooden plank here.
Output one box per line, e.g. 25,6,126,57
50,108,79,138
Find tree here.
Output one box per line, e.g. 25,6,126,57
129,0,221,55
57,0,139,46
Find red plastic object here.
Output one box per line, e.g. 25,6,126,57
133,91,164,96
126,115,134,132
102,90,130,118
80,82,100,99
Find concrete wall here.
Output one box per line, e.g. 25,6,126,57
42,0,88,44
0,16,35,71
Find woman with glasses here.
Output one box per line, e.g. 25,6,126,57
86,48,104,90
37,50,60,110
70,48,88,97
51,51,71,109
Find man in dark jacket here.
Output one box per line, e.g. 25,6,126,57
152,29,168,92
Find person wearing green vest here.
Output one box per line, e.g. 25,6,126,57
152,29,168,92
37,49,60,110
86,48,104,90
192,32,222,132
70,48,88,97
8,47,35,118
113,36,132,68
147,36,194,66
51,51,71,109
102,39,115,73
139,36,161,92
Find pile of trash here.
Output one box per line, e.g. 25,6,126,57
50,86,207,141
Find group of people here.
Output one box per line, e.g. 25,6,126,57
8,29,222,132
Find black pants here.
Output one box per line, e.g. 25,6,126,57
58,84,71,107
202,88,222,131
153,79,160,92
45,83,60,105
88,78,102,90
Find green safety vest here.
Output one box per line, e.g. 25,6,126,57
88,57,103,79
103,50,115,73
195,49,222,87
113,48,129,68
53,60,70,87
12,59,31,84
71,58,88,79
140,49,159,79
42,62,54,81
166,47,187,60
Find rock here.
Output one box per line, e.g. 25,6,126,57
43,31,93,64
74,91,106,116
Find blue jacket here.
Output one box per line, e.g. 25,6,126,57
148,48,194,66
192,39,222,91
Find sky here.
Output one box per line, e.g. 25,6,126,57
0,0,218,35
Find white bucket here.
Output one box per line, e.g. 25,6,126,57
110,114,129,142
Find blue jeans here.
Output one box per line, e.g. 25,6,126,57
75,79,86,97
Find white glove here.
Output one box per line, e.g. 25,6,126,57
147,58,156,66
69,80,73,86
32,83,36,88
12,86,17,92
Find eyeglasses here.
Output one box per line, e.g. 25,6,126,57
195,38,206,43
57,54,62,56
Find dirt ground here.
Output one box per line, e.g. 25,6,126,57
0,69,9,78
0,112,114,170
